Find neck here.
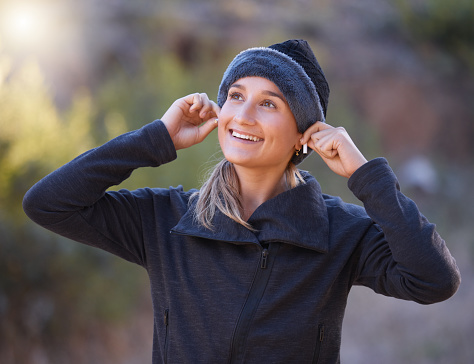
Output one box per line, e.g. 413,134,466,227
234,164,289,221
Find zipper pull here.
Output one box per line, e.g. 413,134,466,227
319,325,325,342
261,248,269,269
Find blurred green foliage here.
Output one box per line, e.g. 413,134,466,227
395,0,474,71
0,58,93,217
0,54,146,357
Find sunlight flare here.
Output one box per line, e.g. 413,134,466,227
2,3,51,47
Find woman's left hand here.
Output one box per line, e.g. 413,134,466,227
300,121,368,178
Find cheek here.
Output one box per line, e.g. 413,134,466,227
275,117,300,143
217,125,225,147
217,118,230,150
217,104,232,140
219,101,232,121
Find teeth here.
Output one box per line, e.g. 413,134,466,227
232,131,262,142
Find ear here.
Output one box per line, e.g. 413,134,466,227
294,133,303,150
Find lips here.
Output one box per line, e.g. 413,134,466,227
231,130,263,142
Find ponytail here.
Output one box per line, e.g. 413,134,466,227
191,159,305,231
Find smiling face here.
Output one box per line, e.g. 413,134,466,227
218,77,302,172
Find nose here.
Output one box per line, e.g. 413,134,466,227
232,102,257,125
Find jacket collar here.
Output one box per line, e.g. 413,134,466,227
171,174,329,253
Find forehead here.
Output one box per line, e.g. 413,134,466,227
231,77,284,96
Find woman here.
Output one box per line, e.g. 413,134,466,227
23,39,460,363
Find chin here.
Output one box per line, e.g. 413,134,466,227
223,154,256,168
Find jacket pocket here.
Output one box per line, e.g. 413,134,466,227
164,309,170,364
312,324,325,364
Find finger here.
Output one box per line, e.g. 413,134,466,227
211,100,221,119
198,94,217,119
311,133,338,158
201,101,221,122
300,121,333,144
189,93,203,113
309,130,343,154
195,116,219,143
303,125,335,151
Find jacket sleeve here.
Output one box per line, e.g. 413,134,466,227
348,158,461,304
22,120,177,267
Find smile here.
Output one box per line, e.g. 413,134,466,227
231,130,263,142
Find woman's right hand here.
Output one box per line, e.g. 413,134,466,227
161,93,220,150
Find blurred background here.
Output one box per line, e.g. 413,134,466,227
0,0,473,363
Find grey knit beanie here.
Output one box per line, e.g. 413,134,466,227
217,39,330,165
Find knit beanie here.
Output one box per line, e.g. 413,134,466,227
217,39,330,165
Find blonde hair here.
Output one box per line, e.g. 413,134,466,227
191,159,305,231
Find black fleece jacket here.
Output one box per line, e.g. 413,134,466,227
23,120,461,363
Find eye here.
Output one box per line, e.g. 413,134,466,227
262,100,276,108
229,92,243,101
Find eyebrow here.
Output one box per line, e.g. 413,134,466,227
230,83,287,103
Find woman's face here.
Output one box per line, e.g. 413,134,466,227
218,77,301,171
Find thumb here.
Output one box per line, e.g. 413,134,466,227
195,117,219,144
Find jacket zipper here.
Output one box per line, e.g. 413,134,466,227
260,248,269,269
164,309,170,364
229,243,279,364
312,324,325,364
